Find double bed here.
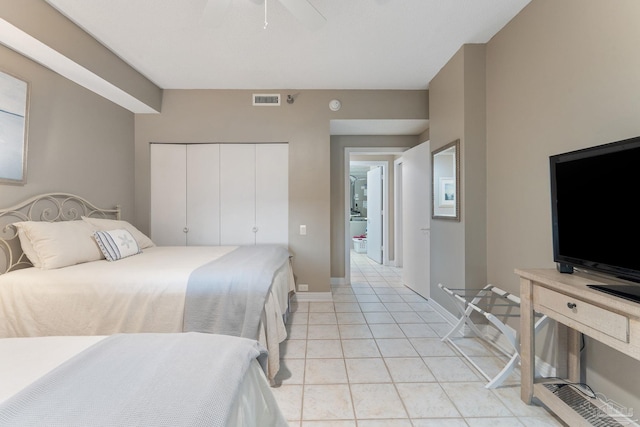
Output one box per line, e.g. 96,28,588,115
0,193,295,382
0,333,288,426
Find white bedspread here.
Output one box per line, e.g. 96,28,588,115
0,335,288,426
0,246,294,381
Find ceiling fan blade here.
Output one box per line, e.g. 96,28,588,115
278,0,326,29
201,0,233,27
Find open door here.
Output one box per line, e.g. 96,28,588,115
366,166,383,264
402,141,431,298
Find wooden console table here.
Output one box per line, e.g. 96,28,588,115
517,268,640,426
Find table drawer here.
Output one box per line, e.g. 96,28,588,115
534,286,629,342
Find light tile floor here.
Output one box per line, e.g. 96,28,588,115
271,251,565,426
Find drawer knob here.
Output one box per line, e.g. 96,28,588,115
567,302,577,309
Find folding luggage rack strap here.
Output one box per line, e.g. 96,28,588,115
437,283,549,389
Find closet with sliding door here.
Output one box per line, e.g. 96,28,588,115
150,143,288,247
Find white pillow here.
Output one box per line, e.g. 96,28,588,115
12,220,104,269
93,229,141,261
13,224,40,267
81,216,154,249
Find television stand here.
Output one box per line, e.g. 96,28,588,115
516,268,640,426
587,284,640,304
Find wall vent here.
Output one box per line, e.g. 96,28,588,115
543,384,631,426
252,94,281,106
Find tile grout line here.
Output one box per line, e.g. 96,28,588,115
334,297,358,424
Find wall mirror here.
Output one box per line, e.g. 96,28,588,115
432,139,460,221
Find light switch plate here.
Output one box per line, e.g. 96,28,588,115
300,225,307,235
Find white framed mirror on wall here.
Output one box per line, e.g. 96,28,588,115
431,139,460,221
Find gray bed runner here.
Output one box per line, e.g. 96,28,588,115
0,333,268,427
183,244,290,339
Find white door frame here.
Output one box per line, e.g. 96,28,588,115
344,147,404,283
365,164,384,263
393,157,403,268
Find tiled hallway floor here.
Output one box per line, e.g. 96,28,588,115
271,251,564,426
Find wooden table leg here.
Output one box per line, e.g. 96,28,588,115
520,277,535,404
567,328,581,383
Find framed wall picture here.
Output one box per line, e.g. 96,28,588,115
0,70,29,185
439,177,455,207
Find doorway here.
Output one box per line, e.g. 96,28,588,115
348,161,386,265
343,143,431,296
344,148,405,282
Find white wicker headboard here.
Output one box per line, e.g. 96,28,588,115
0,193,121,274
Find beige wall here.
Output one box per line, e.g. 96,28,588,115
428,44,487,313
135,90,428,293
430,0,640,409
0,43,135,218
486,0,640,412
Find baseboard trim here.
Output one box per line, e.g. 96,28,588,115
293,292,333,302
426,297,459,326
535,355,556,378
330,277,348,286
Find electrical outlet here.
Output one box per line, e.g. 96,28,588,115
298,283,309,292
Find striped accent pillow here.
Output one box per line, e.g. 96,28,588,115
93,229,141,262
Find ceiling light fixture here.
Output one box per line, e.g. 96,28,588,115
329,99,341,111
202,0,326,30
264,0,269,29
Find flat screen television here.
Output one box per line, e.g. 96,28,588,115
550,136,640,302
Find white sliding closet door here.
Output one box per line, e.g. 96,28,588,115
255,144,288,245
220,144,256,245
150,144,187,246
151,143,288,247
186,144,221,245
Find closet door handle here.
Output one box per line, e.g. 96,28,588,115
252,226,258,233
183,227,189,233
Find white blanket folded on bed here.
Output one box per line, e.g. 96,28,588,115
183,244,291,339
0,333,270,427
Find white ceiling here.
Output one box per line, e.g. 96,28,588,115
44,0,530,90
